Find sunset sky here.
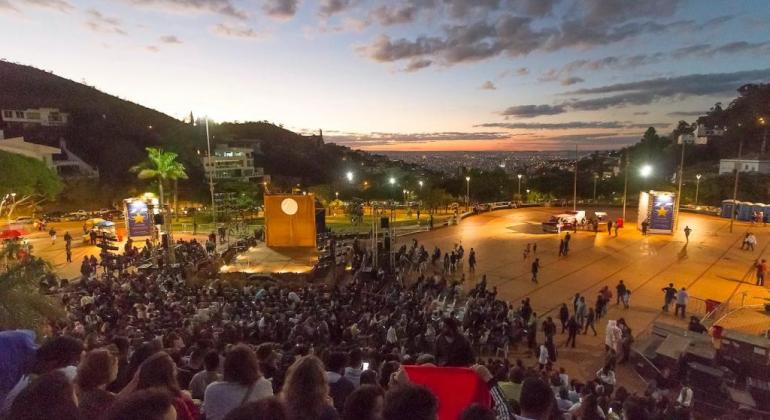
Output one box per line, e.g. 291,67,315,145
1,0,769,151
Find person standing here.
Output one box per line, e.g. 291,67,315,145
615,280,627,305
675,287,688,318
48,227,57,244
468,248,476,272
531,258,540,283
641,219,649,236
607,219,613,235
64,232,73,263
558,239,565,257
684,225,692,243
614,223,619,237
575,297,587,328
662,283,677,312
537,344,549,370
622,288,631,309
564,232,571,255
583,308,597,336
559,303,569,333
755,259,767,286
565,316,579,348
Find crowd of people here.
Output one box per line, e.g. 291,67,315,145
0,234,697,420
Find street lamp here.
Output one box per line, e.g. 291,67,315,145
418,180,424,190
517,174,522,200
346,171,354,182
695,174,702,206
639,164,653,178
389,177,395,185
465,176,471,209
593,173,599,202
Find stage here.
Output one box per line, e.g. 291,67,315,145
220,245,318,274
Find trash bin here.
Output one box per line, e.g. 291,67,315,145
616,217,624,228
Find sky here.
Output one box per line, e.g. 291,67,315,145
1,0,769,151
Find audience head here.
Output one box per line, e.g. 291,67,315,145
343,384,384,420
36,336,84,373
519,378,554,420
459,404,495,420
77,348,118,391
203,350,220,372
104,389,176,420
223,397,287,420
224,345,260,386
360,369,379,386
281,355,329,419
136,352,180,396
383,384,437,420
325,352,348,375
9,371,79,420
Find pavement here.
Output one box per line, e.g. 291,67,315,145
402,206,770,389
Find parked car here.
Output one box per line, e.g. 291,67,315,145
43,211,65,222
11,216,34,225
542,210,586,233
64,210,89,221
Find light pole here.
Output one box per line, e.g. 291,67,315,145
674,137,687,231
517,174,522,201
465,176,471,210
205,118,216,226
573,145,578,211
526,189,530,203
730,138,744,233
622,153,629,220
593,173,599,202
760,116,767,154
695,174,701,206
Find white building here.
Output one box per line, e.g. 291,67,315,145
201,144,267,183
1,107,70,126
0,133,98,178
719,158,770,175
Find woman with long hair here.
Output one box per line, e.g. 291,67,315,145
281,356,339,420
9,371,81,420
342,385,384,420
136,351,199,420
203,345,273,420
77,349,119,420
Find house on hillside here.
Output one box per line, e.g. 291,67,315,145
0,132,98,178
719,156,770,175
1,107,69,127
201,144,268,183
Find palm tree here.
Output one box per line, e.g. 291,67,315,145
0,247,63,330
131,147,188,212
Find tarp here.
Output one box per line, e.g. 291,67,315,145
0,229,28,239
403,366,491,420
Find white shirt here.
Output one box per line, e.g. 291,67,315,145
538,345,549,364
677,387,693,407
203,378,273,420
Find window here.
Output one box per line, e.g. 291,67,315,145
2,110,12,118
26,112,41,120
15,111,24,118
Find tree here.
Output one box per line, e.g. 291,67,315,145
0,151,63,218
131,147,188,217
0,244,63,330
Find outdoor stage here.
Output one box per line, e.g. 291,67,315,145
220,245,318,274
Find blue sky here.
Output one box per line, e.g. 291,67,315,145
1,0,769,151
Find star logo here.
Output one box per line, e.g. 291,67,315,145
133,213,145,224
656,206,668,217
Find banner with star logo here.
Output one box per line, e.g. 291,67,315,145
649,192,675,233
125,199,153,237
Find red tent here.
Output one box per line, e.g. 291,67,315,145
0,229,28,239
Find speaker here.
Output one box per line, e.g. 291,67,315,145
380,217,389,228
153,214,164,225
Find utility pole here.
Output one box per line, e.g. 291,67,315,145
729,140,743,233
593,174,598,202
205,118,216,227
674,139,686,231
573,145,578,211
622,152,629,221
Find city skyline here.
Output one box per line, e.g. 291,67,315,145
1,0,769,151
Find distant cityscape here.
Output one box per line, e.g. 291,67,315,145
379,150,618,176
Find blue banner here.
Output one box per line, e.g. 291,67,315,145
125,199,153,237
649,193,675,232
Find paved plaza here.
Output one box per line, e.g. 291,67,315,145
18,207,770,388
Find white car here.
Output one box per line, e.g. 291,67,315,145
64,211,89,221
542,210,586,233
11,216,34,225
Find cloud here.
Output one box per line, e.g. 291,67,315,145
319,0,353,17
371,4,419,25
516,67,530,76
124,0,247,20
503,68,770,117
159,35,182,43
476,121,669,130
667,111,706,117
262,0,299,19
560,76,584,86
500,104,566,118
403,58,432,72
212,23,261,39
576,0,684,26
85,9,126,35
479,80,496,90
27,0,72,12
0,0,18,12
146,45,160,52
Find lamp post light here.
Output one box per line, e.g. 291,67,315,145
465,176,471,210
517,174,522,201
346,171,354,183
593,173,599,202
760,116,767,154
526,189,530,203
695,174,702,206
